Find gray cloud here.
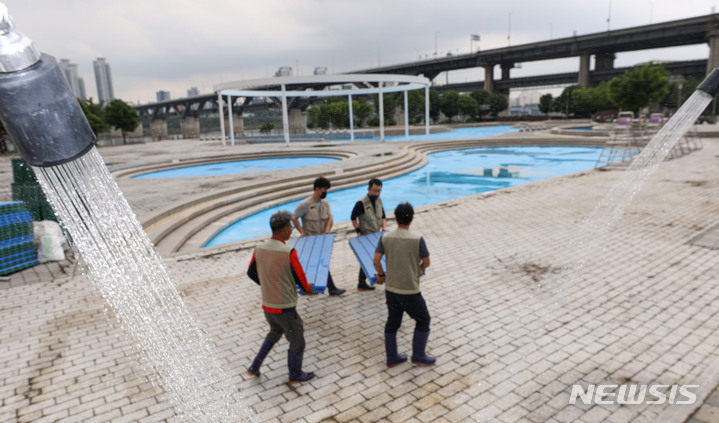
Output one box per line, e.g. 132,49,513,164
1,0,715,103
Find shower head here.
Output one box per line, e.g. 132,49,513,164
697,67,719,98
0,2,95,167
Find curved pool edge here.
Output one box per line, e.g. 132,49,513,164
151,136,608,255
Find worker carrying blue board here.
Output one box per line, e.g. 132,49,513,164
351,178,387,291
291,176,345,296
373,203,435,367
246,210,316,383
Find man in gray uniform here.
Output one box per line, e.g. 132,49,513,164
246,211,316,383
291,176,345,296
373,202,434,367
351,178,386,291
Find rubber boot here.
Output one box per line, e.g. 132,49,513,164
247,339,275,377
327,274,345,296
411,330,436,366
357,268,375,291
385,332,408,367
288,351,315,383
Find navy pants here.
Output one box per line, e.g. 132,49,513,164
264,309,305,353
384,291,431,333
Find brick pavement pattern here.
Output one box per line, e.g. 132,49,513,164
0,136,718,423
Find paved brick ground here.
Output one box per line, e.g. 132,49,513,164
0,133,718,422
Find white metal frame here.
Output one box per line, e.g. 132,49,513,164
214,74,431,146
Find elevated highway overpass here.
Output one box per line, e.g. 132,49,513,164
134,13,719,139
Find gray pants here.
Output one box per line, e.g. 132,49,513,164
264,309,305,353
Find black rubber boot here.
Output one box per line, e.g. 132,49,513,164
357,269,375,291
327,274,345,296
411,330,436,366
247,339,275,377
288,351,315,383
385,332,408,368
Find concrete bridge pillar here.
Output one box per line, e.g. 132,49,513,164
707,29,719,75
128,123,144,139
595,52,616,71
224,114,244,137
289,108,307,134
500,63,513,80
150,119,168,140
578,52,591,88
180,116,201,139
483,64,495,93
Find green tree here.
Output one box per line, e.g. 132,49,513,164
429,89,441,123
78,98,108,135
554,85,580,116
457,95,478,121
406,90,426,124
352,98,373,127
487,93,508,117
608,62,669,114
539,93,553,116
572,82,616,118
328,101,350,128
259,122,274,134
373,93,397,126
470,89,492,120
104,99,139,144
661,76,700,110
440,91,460,122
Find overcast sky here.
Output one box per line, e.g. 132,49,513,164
2,0,717,104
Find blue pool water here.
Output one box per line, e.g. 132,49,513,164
204,146,601,246
360,125,518,142
132,156,339,179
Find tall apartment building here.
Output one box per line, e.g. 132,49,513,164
93,58,114,104
187,87,199,97
156,90,171,102
59,59,86,100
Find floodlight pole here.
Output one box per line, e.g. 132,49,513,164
217,91,226,146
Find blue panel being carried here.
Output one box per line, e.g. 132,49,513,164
348,231,386,286
288,233,334,294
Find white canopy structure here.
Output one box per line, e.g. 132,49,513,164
213,74,431,146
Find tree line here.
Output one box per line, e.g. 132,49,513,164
538,62,703,119
79,98,140,144
306,88,510,130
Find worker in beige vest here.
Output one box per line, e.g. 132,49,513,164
246,210,316,383
351,178,386,291
373,202,434,367
291,176,346,296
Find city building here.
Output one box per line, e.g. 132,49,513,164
314,66,327,75
58,59,86,100
93,58,114,104
156,91,171,102
274,66,292,77
187,87,199,97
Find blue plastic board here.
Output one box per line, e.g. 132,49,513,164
0,211,33,226
287,234,334,294
348,231,386,286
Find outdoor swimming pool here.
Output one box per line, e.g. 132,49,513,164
204,146,602,246
132,156,340,179
365,125,519,141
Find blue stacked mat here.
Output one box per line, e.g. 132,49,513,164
348,231,386,286
0,201,38,275
288,234,334,294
